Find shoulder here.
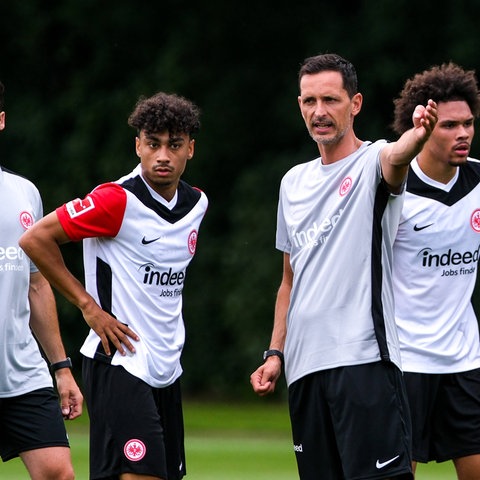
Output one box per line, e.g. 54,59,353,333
458,159,480,190
358,140,388,163
1,166,40,193
92,181,126,197
84,182,128,209
465,158,480,173
179,180,208,212
459,159,480,184
59,182,127,225
180,179,205,198
282,158,319,183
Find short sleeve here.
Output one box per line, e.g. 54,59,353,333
56,183,127,241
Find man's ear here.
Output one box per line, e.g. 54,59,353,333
187,139,195,159
351,93,363,117
135,136,140,157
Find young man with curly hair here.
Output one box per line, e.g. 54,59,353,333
392,63,480,480
20,92,208,480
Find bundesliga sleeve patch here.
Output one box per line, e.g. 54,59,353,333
65,196,95,218
57,184,127,241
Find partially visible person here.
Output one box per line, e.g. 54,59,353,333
392,62,480,480
20,91,208,480
0,80,83,479
250,53,437,480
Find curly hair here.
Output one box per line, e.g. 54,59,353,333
392,62,480,135
298,53,358,98
128,92,200,137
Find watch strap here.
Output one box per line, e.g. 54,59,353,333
50,357,73,372
263,349,284,365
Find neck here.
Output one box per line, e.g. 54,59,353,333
416,154,459,184
319,135,363,165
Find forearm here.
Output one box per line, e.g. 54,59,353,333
21,212,139,356
19,215,94,312
29,274,83,419
28,272,68,363
380,99,437,190
269,282,289,351
269,252,293,351
384,127,427,167
36,250,93,312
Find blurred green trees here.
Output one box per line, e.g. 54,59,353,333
1,0,480,398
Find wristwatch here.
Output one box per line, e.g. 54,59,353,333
50,357,73,372
263,349,284,365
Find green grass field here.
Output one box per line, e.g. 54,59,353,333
1,401,457,479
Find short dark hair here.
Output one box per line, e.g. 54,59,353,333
298,53,358,98
392,62,480,135
0,81,4,112
127,92,200,137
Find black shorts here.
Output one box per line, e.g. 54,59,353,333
0,387,69,461
82,357,186,480
404,368,480,463
288,362,413,480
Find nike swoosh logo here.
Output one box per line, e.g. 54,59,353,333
413,223,433,231
141,236,162,245
376,455,400,469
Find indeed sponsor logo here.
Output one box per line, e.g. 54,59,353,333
0,246,25,261
0,246,25,272
292,208,344,249
140,264,185,286
419,245,480,267
139,264,185,297
293,444,303,453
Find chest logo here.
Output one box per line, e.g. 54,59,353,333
339,176,353,197
19,211,34,230
142,235,163,245
471,209,480,233
413,223,433,231
188,229,198,255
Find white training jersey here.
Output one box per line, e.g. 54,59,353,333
393,158,480,373
57,165,208,388
276,141,404,386
0,166,53,397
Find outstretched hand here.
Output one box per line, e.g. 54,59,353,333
412,98,438,141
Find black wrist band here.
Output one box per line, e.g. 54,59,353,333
263,349,284,365
50,357,72,372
